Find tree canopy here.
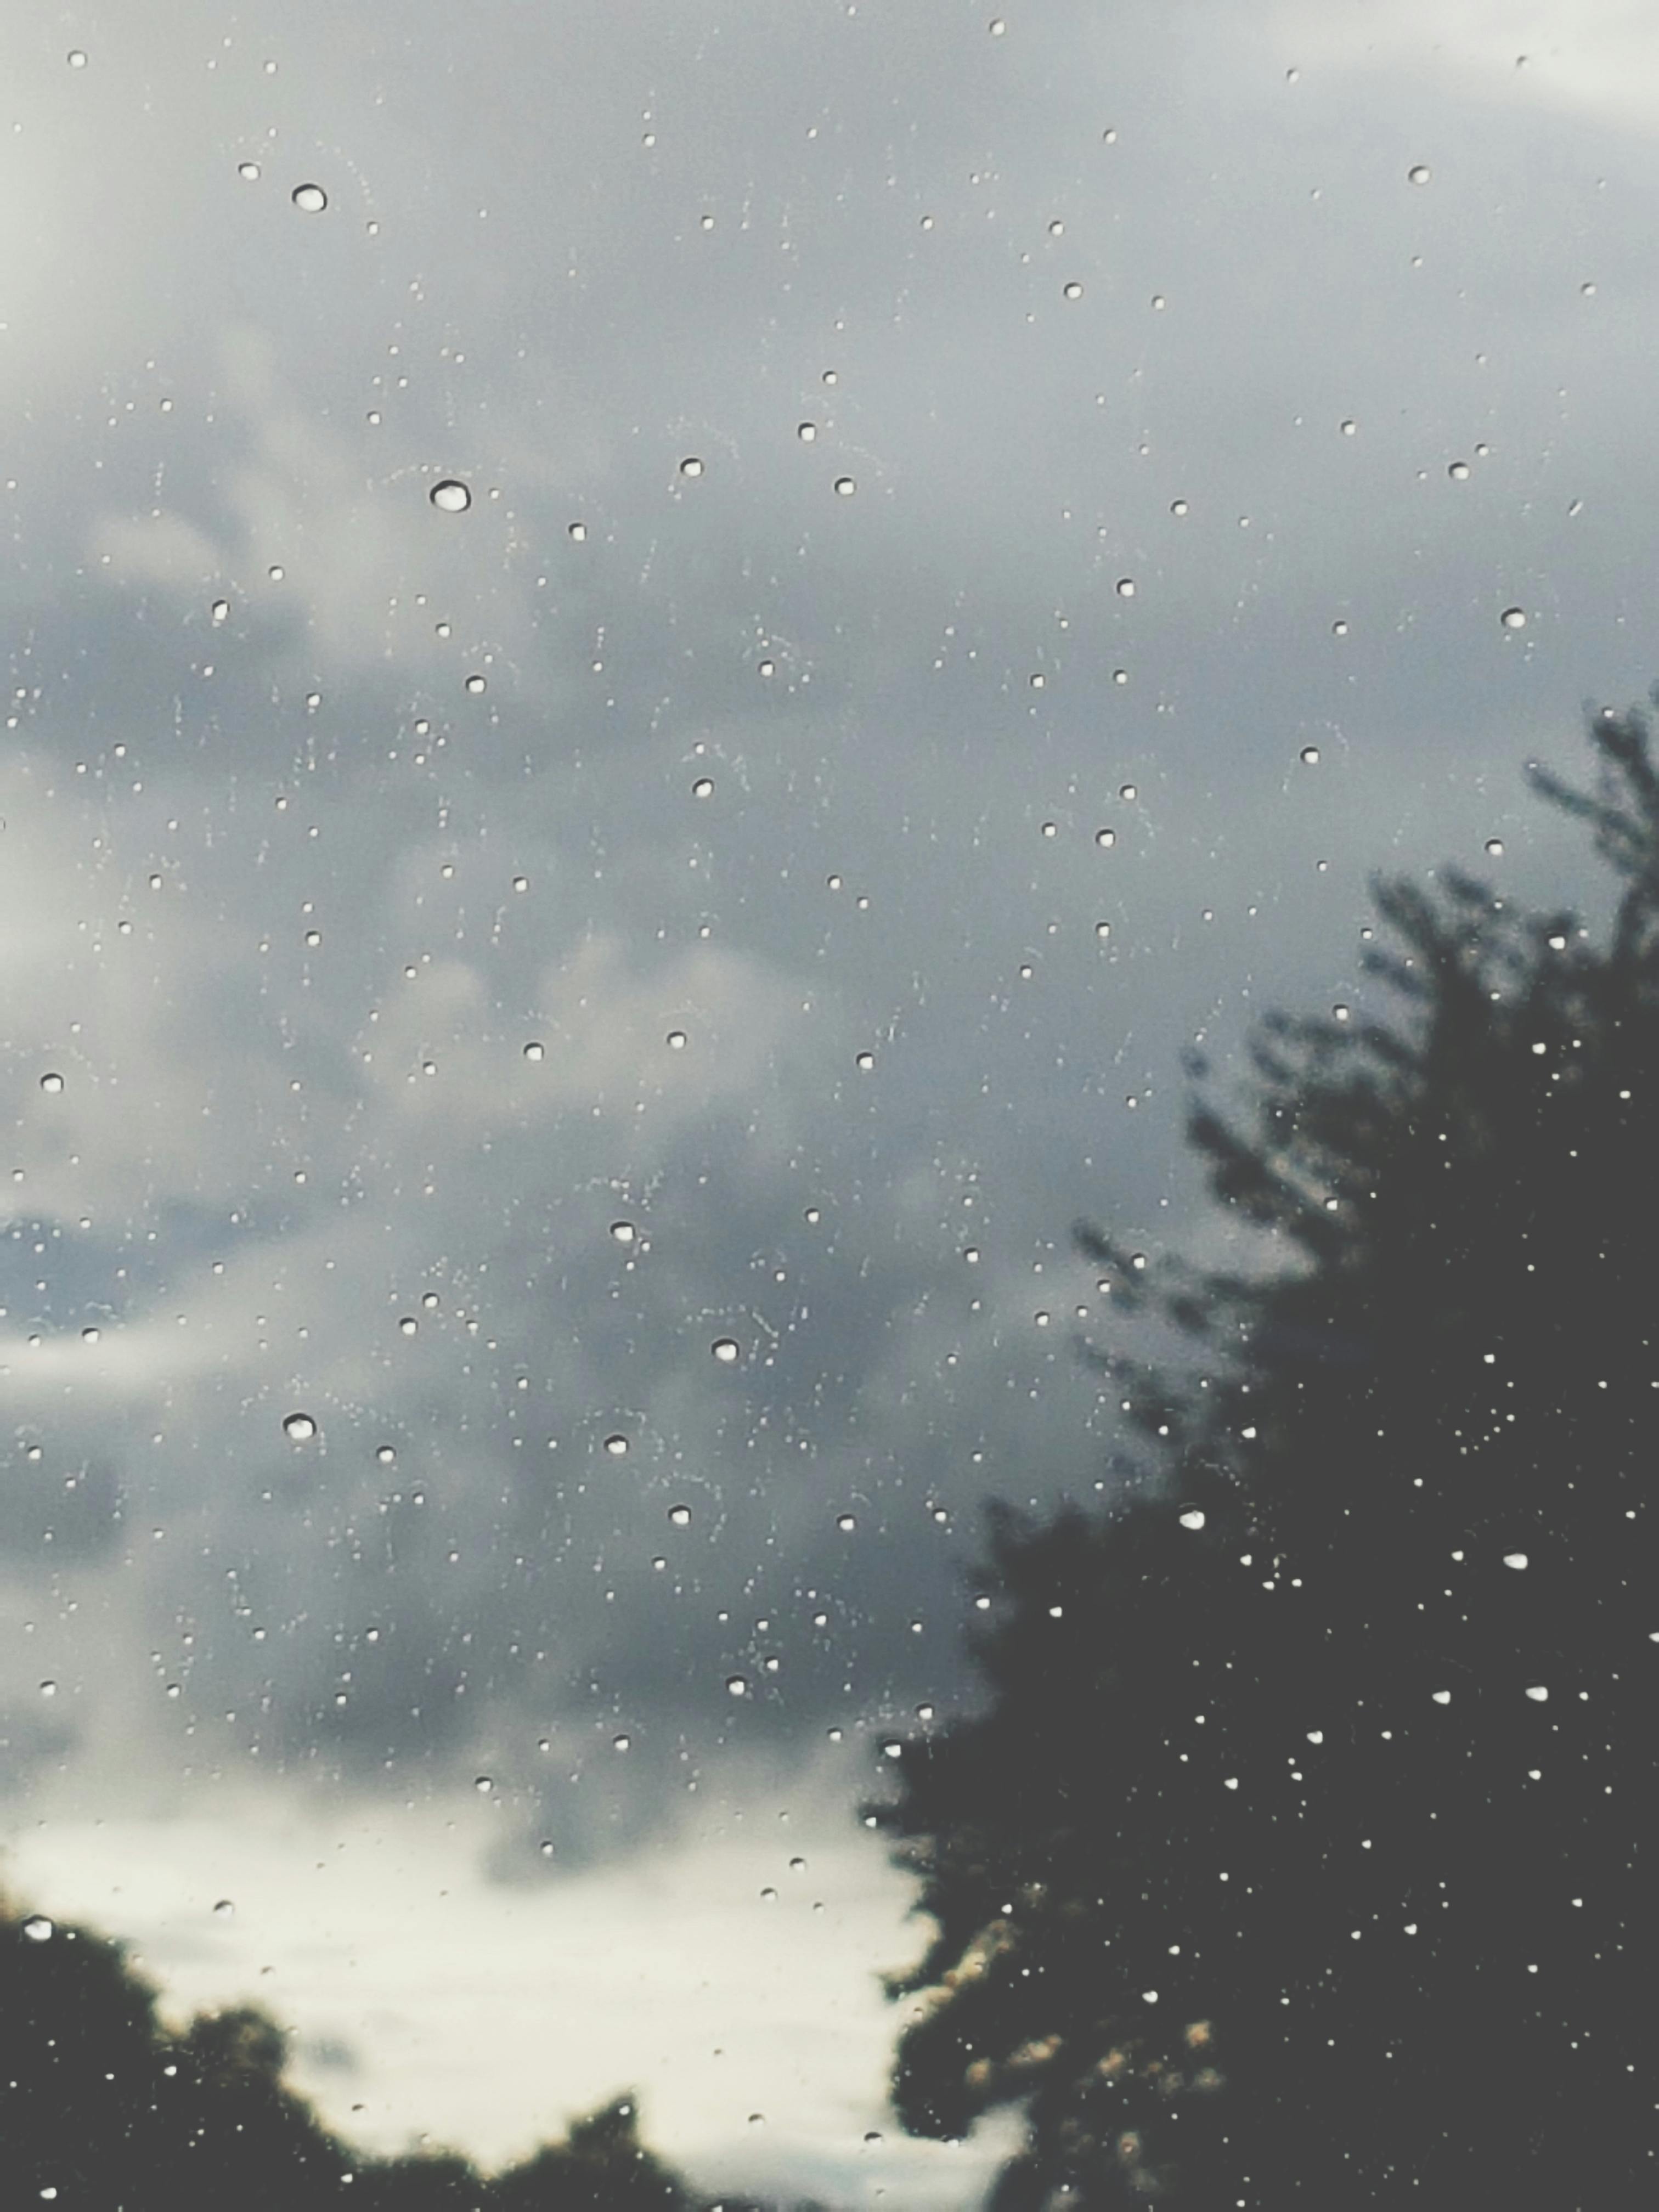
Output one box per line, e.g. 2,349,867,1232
872,697,1659,2205
0,1888,803,2210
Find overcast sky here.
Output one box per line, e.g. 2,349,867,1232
5,2,1659,2202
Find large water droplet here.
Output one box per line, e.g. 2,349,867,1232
679,456,704,478
712,1338,741,1364
283,1412,317,1442
1408,164,1431,185
213,1898,235,1918
22,1916,53,1942
430,479,471,514
834,476,856,497
40,1072,64,1094
668,1505,691,1527
1500,606,1527,630
603,1434,629,1456
291,184,328,213
1448,460,1470,480
522,1041,545,1062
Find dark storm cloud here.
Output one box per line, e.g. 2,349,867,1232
7,0,1659,1898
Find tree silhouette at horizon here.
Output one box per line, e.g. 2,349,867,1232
0,1888,828,2210
872,696,1659,2205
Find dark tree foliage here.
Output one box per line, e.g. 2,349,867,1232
872,699,1659,2207
0,1892,709,2210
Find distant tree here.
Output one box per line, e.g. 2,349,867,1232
873,698,1659,2204
0,1893,714,2209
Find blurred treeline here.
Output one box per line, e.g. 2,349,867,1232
1,1893,828,2212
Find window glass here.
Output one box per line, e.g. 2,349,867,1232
4,6,1654,2205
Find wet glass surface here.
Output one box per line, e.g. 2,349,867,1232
3,7,1656,2205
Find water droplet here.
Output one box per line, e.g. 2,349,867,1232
1170,499,1188,516
1333,1003,1350,1023
1449,460,1470,480
1115,577,1135,597
726,1675,749,1697
1095,828,1116,848
430,479,471,514
291,184,328,213
1500,606,1526,630
1503,1551,1528,1570
523,1041,545,1062
760,1884,777,1901
1030,672,1046,689
399,1316,418,1336
691,776,715,798
666,1029,687,1051
81,1325,100,1343
1340,419,1357,436
1485,838,1504,856
67,50,87,69
712,1338,741,1364
38,1680,57,1698
283,1413,317,1442
855,1051,875,1071
40,1071,64,1094
238,161,260,182
1300,745,1321,765
1432,1689,1452,1704
610,1221,637,1245
679,456,704,478
1408,165,1431,186
376,1444,396,1465
1178,1510,1205,1530
539,1839,555,1857
475,1775,494,1793
213,1899,235,1918
837,1513,856,1532
1581,279,1597,297
758,658,775,676
834,476,857,496
603,1435,629,1457
1331,619,1348,637
1063,281,1083,301
22,1916,53,1942
464,673,488,695
797,422,817,442
613,1734,631,1752
1525,1685,1548,1701
668,1505,691,1527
